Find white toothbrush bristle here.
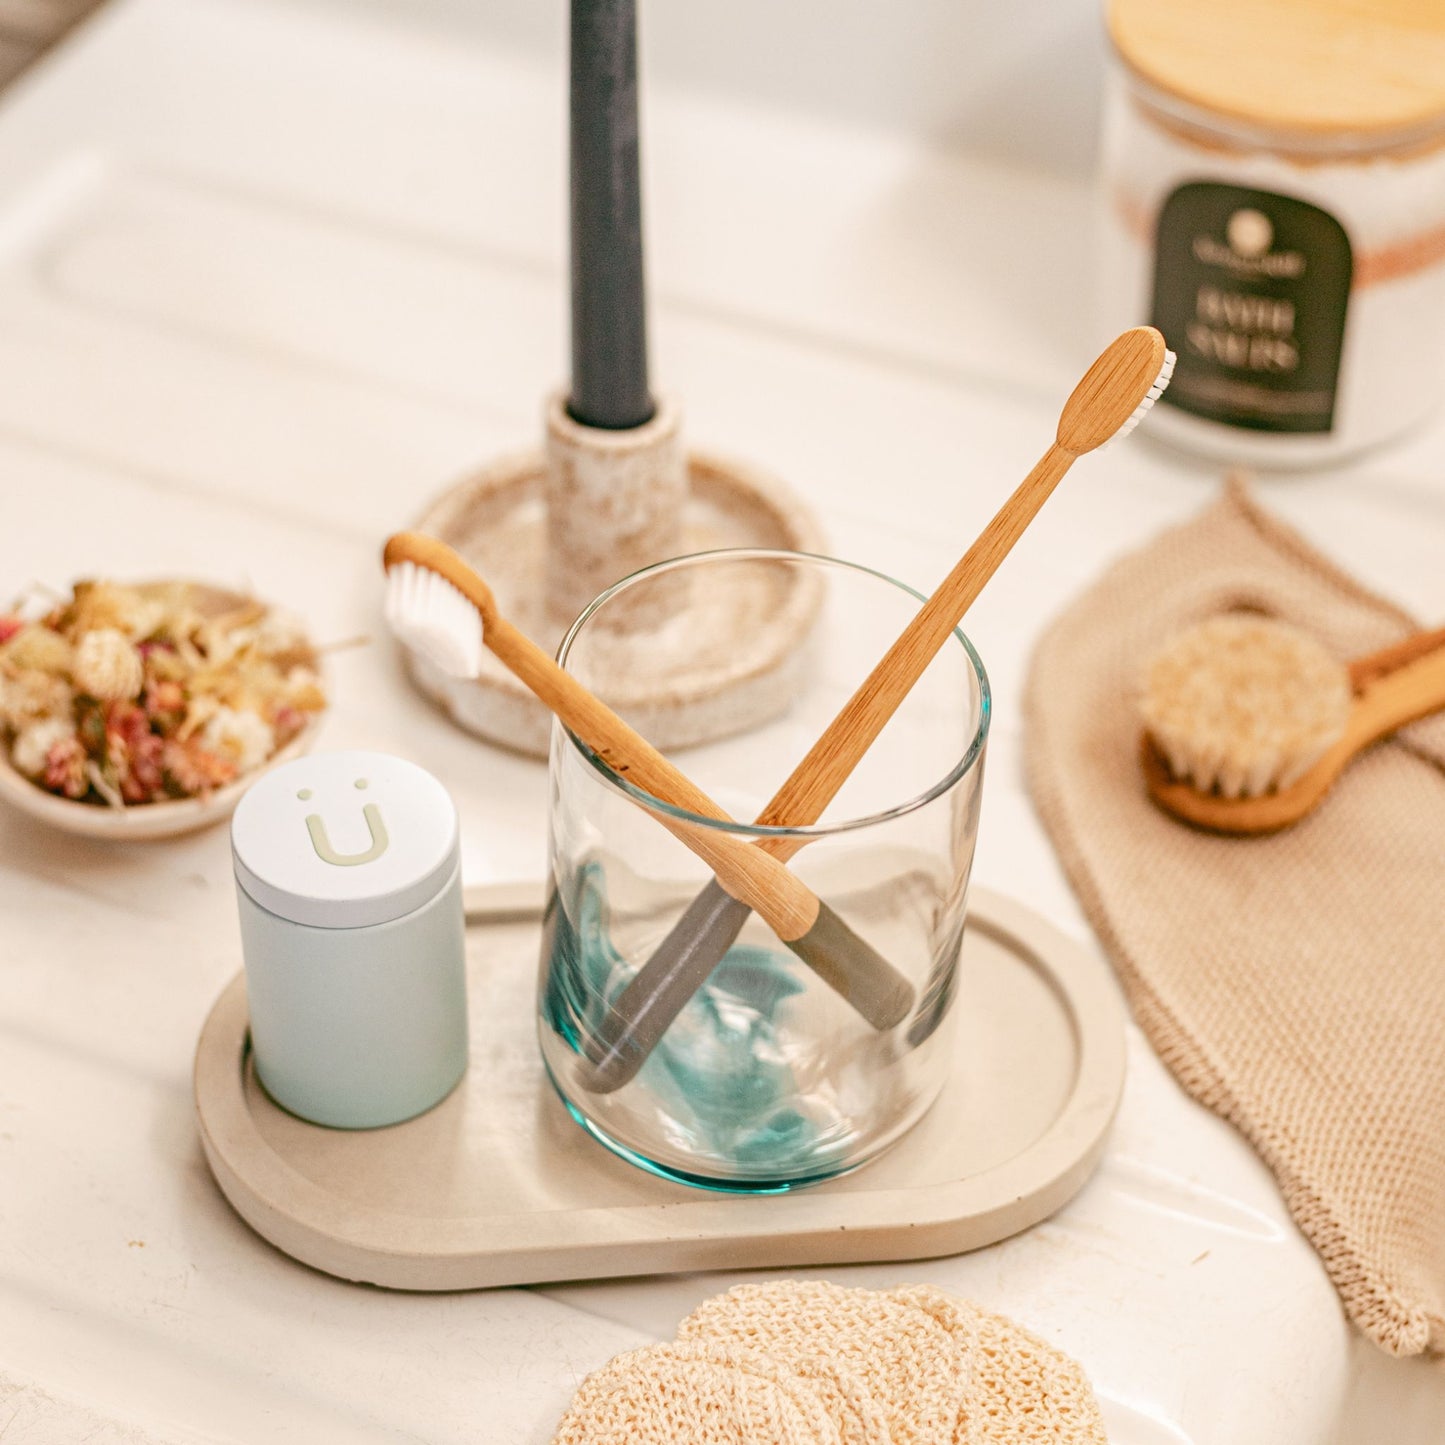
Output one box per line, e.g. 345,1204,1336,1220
384,560,485,678
1105,347,1176,448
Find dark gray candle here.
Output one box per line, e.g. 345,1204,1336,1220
569,0,654,430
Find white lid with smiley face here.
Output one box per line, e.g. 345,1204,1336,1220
231,750,460,928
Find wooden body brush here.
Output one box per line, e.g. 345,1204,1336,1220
382,533,915,1032
1142,616,1445,833
583,326,1177,1092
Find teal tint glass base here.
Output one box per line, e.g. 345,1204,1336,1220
543,857,905,1187
546,1063,861,1195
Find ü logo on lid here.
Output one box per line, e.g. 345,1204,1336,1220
302,778,391,866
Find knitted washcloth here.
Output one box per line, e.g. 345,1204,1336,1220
1025,479,1445,1358
678,1281,965,1445
892,1287,1108,1445
550,1341,841,1445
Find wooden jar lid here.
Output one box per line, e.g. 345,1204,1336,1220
1108,0,1445,141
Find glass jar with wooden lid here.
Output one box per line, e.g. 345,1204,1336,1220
1099,0,1445,466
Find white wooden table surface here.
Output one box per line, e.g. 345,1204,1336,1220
1,1,1443,1440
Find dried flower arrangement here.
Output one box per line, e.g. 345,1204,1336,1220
0,580,325,808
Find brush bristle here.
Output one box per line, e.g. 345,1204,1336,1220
1140,613,1351,799
1106,348,1176,448
384,560,485,679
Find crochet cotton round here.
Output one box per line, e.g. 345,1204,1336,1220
550,1341,840,1445
678,1280,967,1445
892,1286,1107,1445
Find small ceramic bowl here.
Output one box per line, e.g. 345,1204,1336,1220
0,581,324,842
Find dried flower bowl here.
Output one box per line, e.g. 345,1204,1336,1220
0,579,326,842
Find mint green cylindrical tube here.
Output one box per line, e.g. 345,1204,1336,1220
231,750,469,1129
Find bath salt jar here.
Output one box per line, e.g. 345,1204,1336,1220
1099,0,1445,467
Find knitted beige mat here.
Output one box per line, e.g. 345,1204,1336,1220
1024,478,1445,1359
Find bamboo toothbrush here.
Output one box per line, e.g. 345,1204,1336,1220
382,532,916,1033
584,326,1176,1092
1141,615,1445,833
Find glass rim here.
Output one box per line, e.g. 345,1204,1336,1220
554,547,992,840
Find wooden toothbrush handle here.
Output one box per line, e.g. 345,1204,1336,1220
481,614,818,941
755,442,1075,853
1345,640,1445,752
1349,625,1445,693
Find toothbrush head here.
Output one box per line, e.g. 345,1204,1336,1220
383,553,486,681
1056,327,1175,455
1105,346,1176,449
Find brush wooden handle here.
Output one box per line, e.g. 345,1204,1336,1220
1349,624,1445,692
733,328,1167,849
754,444,1075,856
1344,636,1445,752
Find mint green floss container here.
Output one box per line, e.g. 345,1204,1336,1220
230,750,468,1129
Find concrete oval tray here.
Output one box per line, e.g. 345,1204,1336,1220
194,886,1126,1290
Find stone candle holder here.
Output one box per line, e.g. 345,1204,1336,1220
398,393,825,757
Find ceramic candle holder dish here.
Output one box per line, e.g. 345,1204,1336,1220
231,749,468,1129
538,551,991,1191
402,434,826,757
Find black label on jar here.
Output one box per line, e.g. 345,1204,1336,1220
1150,182,1352,434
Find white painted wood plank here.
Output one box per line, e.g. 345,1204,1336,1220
0,0,1097,404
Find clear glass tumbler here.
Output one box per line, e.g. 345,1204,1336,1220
537,550,990,1191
